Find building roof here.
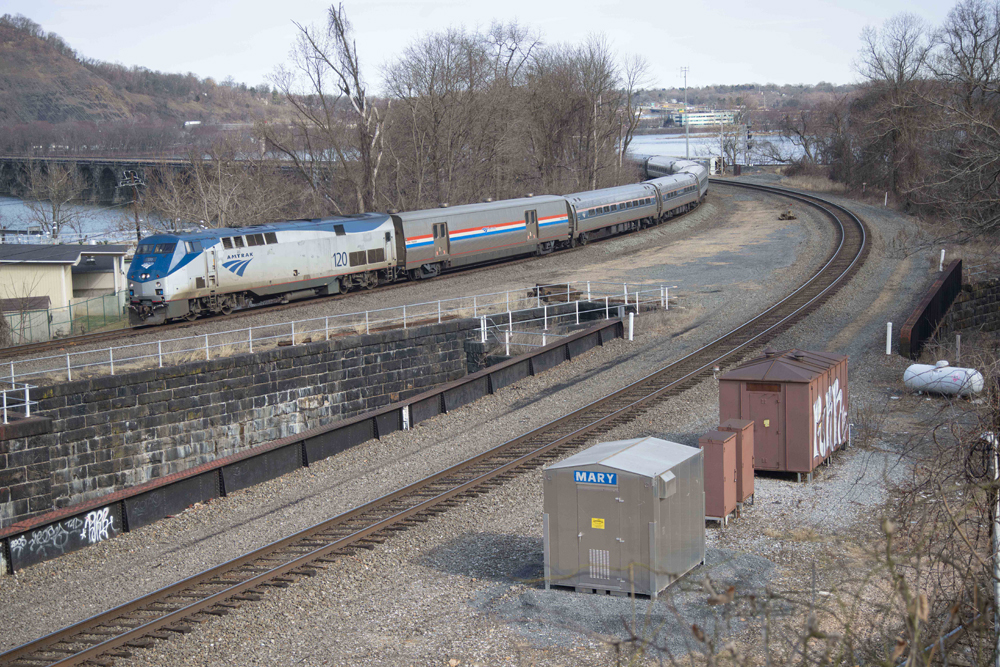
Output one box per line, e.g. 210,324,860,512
0,244,129,265
719,348,847,383
546,436,700,477
0,296,50,313
71,255,119,274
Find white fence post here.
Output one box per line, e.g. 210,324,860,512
587,281,591,301
506,290,510,311
505,330,510,356
8,362,12,383
473,296,477,317
575,299,580,325
886,322,892,355
939,249,946,272
66,354,72,382
325,316,329,340
480,316,486,343
542,332,547,346
605,296,609,319
629,312,634,341
110,348,114,375
291,321,295,345
544,304,548,330
23,385,29,417
365,311,370,335
158,340,163,367
403,305,407,329
205,334,210,360
438,300,441,324
665,287,669,311
536,291,541,308
624,283,628,302
248,328,253,354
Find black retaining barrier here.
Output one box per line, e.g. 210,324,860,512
0,318,624,573
899,259,963,359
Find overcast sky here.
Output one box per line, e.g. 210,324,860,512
7,0,957,90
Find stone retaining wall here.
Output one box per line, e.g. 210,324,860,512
0,318,478,528
937,278,1000,338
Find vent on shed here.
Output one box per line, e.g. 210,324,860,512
589,549,610,580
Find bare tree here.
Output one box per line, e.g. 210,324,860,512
267,3,385,213
853,14,933,194
145,135,303,229
618,54,649,177
909,0,1000,235
18,161,90,239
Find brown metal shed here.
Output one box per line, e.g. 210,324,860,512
718,418,754,505
698,430,737,525
718,349,848,481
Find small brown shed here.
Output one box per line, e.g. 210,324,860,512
719,349,848,481
698,430,737,525
718,418,754,505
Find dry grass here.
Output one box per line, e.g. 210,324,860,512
779,174,849,193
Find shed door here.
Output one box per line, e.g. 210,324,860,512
746,384,784,470
525,210,538,241
432,222,450,257
576,485,621,589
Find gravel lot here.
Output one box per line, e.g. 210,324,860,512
0,181,937,666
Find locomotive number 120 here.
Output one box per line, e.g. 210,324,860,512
333,252,348,267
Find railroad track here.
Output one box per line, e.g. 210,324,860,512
0,180,868,667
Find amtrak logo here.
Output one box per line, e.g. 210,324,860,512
573,470,617,485
222,257,253,277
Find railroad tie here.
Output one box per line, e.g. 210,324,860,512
231,593,263,602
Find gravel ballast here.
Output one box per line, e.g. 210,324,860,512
0,182,936,666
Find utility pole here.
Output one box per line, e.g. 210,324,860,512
680,66,690,159
118,170,146,243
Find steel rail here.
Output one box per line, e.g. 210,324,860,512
0,180,868,667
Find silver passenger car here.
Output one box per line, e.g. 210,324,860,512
392,195,570,278
564,182,660,245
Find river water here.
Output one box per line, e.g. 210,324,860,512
0,133,803,240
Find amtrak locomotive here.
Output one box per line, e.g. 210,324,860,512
127,157,707,326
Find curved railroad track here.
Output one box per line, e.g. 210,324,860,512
0,180,868,667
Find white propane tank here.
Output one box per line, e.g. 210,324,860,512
903,360,984,397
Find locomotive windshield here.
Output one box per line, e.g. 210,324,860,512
136,243,177,254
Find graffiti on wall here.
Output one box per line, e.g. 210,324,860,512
812,378,847,460
5,505,120,572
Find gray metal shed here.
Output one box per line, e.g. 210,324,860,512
543,437,705,597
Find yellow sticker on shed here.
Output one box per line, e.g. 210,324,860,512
592,518,605,529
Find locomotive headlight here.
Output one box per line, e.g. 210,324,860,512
156,281,161,287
